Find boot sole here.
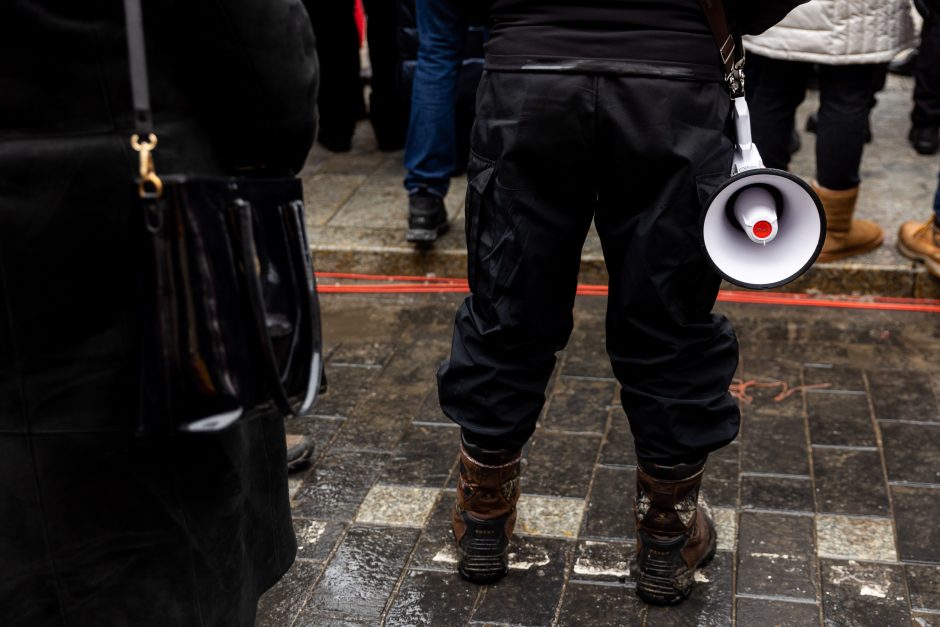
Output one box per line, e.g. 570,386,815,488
816,234,884,264
897,241,940,279
635,517,718,606
406,221,450,244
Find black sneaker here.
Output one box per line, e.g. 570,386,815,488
406,190,450,244
909,124,940,156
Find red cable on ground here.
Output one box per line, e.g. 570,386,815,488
315,272,940,313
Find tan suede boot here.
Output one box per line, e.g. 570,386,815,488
634,459,716,605
898,217,940,279
452,434,522,584
813,182,883,262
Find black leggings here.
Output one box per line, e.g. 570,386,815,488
749,56,886,190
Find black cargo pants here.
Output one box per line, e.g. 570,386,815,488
438,71,741,464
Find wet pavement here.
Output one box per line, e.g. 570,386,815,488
300,73,940,299
257,292,940,626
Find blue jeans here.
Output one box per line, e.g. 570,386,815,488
403,0,467,197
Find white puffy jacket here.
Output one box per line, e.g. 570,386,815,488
744,0,916,65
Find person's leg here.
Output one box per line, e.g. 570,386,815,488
595,76,738,605
439,71,597,582
815,63,885,261
748,55,811,170
304,0,361,152
362,0,407,150
402,0,467,242
911,8,940,154
897,164,940,278
403,0,466,196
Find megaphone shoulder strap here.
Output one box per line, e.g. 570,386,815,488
697,0,746,96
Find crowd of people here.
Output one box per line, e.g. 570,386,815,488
1,0,938,625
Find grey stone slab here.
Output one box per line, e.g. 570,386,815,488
705,459,740,509
470,537,571,627
645,551,734,627
329,342,396,367
293,518,347,563
599,416,638,468
737,512,818,600
881,422,940,485
804,364,866,393
408,494,459,573
523,431,601,498
870,370,940,423
385,569,479,627
740,413,810,476
308,526,419,622
907,564,940,612
303,173,368,227
741,474,814,513
542,376,615,433
516,495,585,539
813,448,891,516
312,364,380,418
816,515,897,562
582,465,635,540
355,485,440,528
561,327,614,379
292,450,388,520
734,597,821,627
256,560,322,627
384,424,458,487
286,415,345,465
807,392,876,447
821,560,911,627
556,582,646,627
571,539,634,584
892,485,940,564
413,387,453,425
913,612,940,627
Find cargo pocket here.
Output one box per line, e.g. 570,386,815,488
464,150,522,310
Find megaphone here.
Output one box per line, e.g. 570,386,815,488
701,98,826,289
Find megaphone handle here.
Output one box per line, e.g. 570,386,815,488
732,97,764,172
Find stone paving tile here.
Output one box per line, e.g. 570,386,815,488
470,537,572,627
582,465,634,540
413,387,453,425
384,424,457,487
737,512,818,600
523,432,601,499
542,376,615,433
354,485,440,528
907,564,940,612
256,559,323,627
385,569,480,627
516,495,585,539
813,448,891,516
816,515,897,562
806,392,877,447
292,450,389,520
599,417,638,468
312,364,379,418
803,364,866,393
869,369,940,423
891,485,940,564
914,613,940,627
705,457,740,508
741,474,814,513
734,596,821,627
740,412,810,476
556,582,646,627
408,495,459,573
560,331,616,379
293,518,347,563
880,422,940,485
820,560,911,627
305,526,419,623
328,341,396,367
645,551,734,627
711,507,738,552
571,540,633,584
304,173,369,227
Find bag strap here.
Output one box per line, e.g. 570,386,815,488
697,0,746,96
121,0,163,198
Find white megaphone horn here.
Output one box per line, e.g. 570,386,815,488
701,97,826,289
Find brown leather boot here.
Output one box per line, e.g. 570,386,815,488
634,459,716,605
813,182,884,262
898,217,940,279
452,434,522,584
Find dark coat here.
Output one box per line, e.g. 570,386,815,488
0,1,318,625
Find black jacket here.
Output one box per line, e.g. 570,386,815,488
484,0,809,79
0,2,317,625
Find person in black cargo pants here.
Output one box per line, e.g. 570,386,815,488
437,0,806,606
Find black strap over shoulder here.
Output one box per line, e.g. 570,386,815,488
697,0,746,96
122,0,153,136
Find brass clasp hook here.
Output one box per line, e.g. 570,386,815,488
130,133,164,199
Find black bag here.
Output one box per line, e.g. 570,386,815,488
123,0,323,434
